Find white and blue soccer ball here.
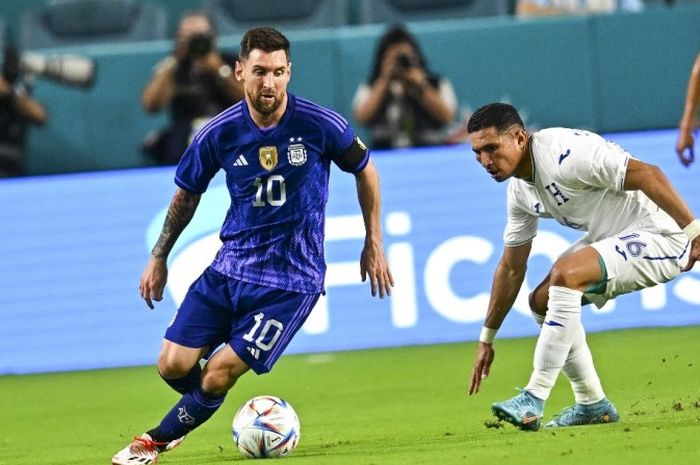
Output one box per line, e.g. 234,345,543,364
232,395,301,458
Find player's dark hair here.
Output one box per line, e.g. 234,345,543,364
467,103,524,134
239,27,290,61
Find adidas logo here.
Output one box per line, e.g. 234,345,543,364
233,154,248,166
247,346,260,360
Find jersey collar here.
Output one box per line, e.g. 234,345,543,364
242,93,295,139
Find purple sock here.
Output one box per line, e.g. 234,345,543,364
155,386,226,441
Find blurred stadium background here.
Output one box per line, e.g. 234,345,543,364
0,0,699,378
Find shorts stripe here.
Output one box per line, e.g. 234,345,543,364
265,293,317,370
643,240,690,261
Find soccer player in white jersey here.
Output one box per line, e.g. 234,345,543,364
466,103,700,430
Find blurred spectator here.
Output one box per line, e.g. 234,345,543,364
676,51,700,167
0,47,47,177
516,0,643,16
353,25,457,150
141,11,243,165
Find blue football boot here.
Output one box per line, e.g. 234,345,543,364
491,389,545,431
545,397,619,428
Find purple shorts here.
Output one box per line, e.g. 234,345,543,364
165,266,319,374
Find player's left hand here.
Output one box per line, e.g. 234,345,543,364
468,342,494,395
139,256,168,309
360,240,394,299
682,237,700,272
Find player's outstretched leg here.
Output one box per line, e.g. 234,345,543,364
491,389,545,431
112,433,184,465
545,397,619,428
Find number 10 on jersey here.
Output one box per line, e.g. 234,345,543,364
253,175,287,207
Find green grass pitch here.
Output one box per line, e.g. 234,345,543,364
0,326,698,465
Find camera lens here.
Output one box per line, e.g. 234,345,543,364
397,54,413,69
188,33,213,58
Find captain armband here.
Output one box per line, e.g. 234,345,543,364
683,219,700,241
334,136,368,172
479,327,497,344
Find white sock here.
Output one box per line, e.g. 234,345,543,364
531,311,545,327
525,286,583,401
561,324,606,405
531,310,605,404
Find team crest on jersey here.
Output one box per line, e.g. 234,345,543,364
287,142,307,166
259,146,278,171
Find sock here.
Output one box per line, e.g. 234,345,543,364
530,309,604,404
531,311,545,327
153,385,227,442
561,324,606,405
525,286,583,401
160,363,202,395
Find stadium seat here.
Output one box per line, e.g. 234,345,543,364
20,0,167,50
357,0,510,24
202,0,349,36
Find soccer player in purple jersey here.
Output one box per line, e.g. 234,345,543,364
112,27,394,465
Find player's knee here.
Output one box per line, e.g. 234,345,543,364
157,351,195,379
549,262,579,288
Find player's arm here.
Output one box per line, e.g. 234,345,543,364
140,187,202,309
677,52,700,166
624,158,700,271
469,240,532,395
354,159,394,298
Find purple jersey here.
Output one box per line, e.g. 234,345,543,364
175,94,369,294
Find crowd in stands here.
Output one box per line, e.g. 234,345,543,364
0,0,695,176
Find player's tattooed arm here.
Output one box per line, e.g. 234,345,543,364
151,187,201,259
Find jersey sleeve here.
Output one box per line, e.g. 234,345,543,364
328,122,370,173
503,180,539,247
563,132,630,192
174,131,220,193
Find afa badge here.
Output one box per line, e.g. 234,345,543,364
287,142,307,166
259,146,278,171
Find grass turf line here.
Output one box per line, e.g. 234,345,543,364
0,325,698,465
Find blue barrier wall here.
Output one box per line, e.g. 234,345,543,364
1,129,699,375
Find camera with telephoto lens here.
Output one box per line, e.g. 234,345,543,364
187,33,213,59
2,47,96,88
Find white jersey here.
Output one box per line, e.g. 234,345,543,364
503,128,679,247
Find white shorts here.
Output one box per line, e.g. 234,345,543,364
563,230,690,309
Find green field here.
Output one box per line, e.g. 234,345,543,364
1,326,699,465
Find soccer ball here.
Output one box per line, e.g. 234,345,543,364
232,395,301,458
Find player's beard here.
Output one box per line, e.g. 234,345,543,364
250,90,283,116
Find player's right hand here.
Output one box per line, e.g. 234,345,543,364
468,342,495,395
139,256,168,309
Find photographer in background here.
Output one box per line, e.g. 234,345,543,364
141,11,243,165
0,47,47,177
353,25,456,150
